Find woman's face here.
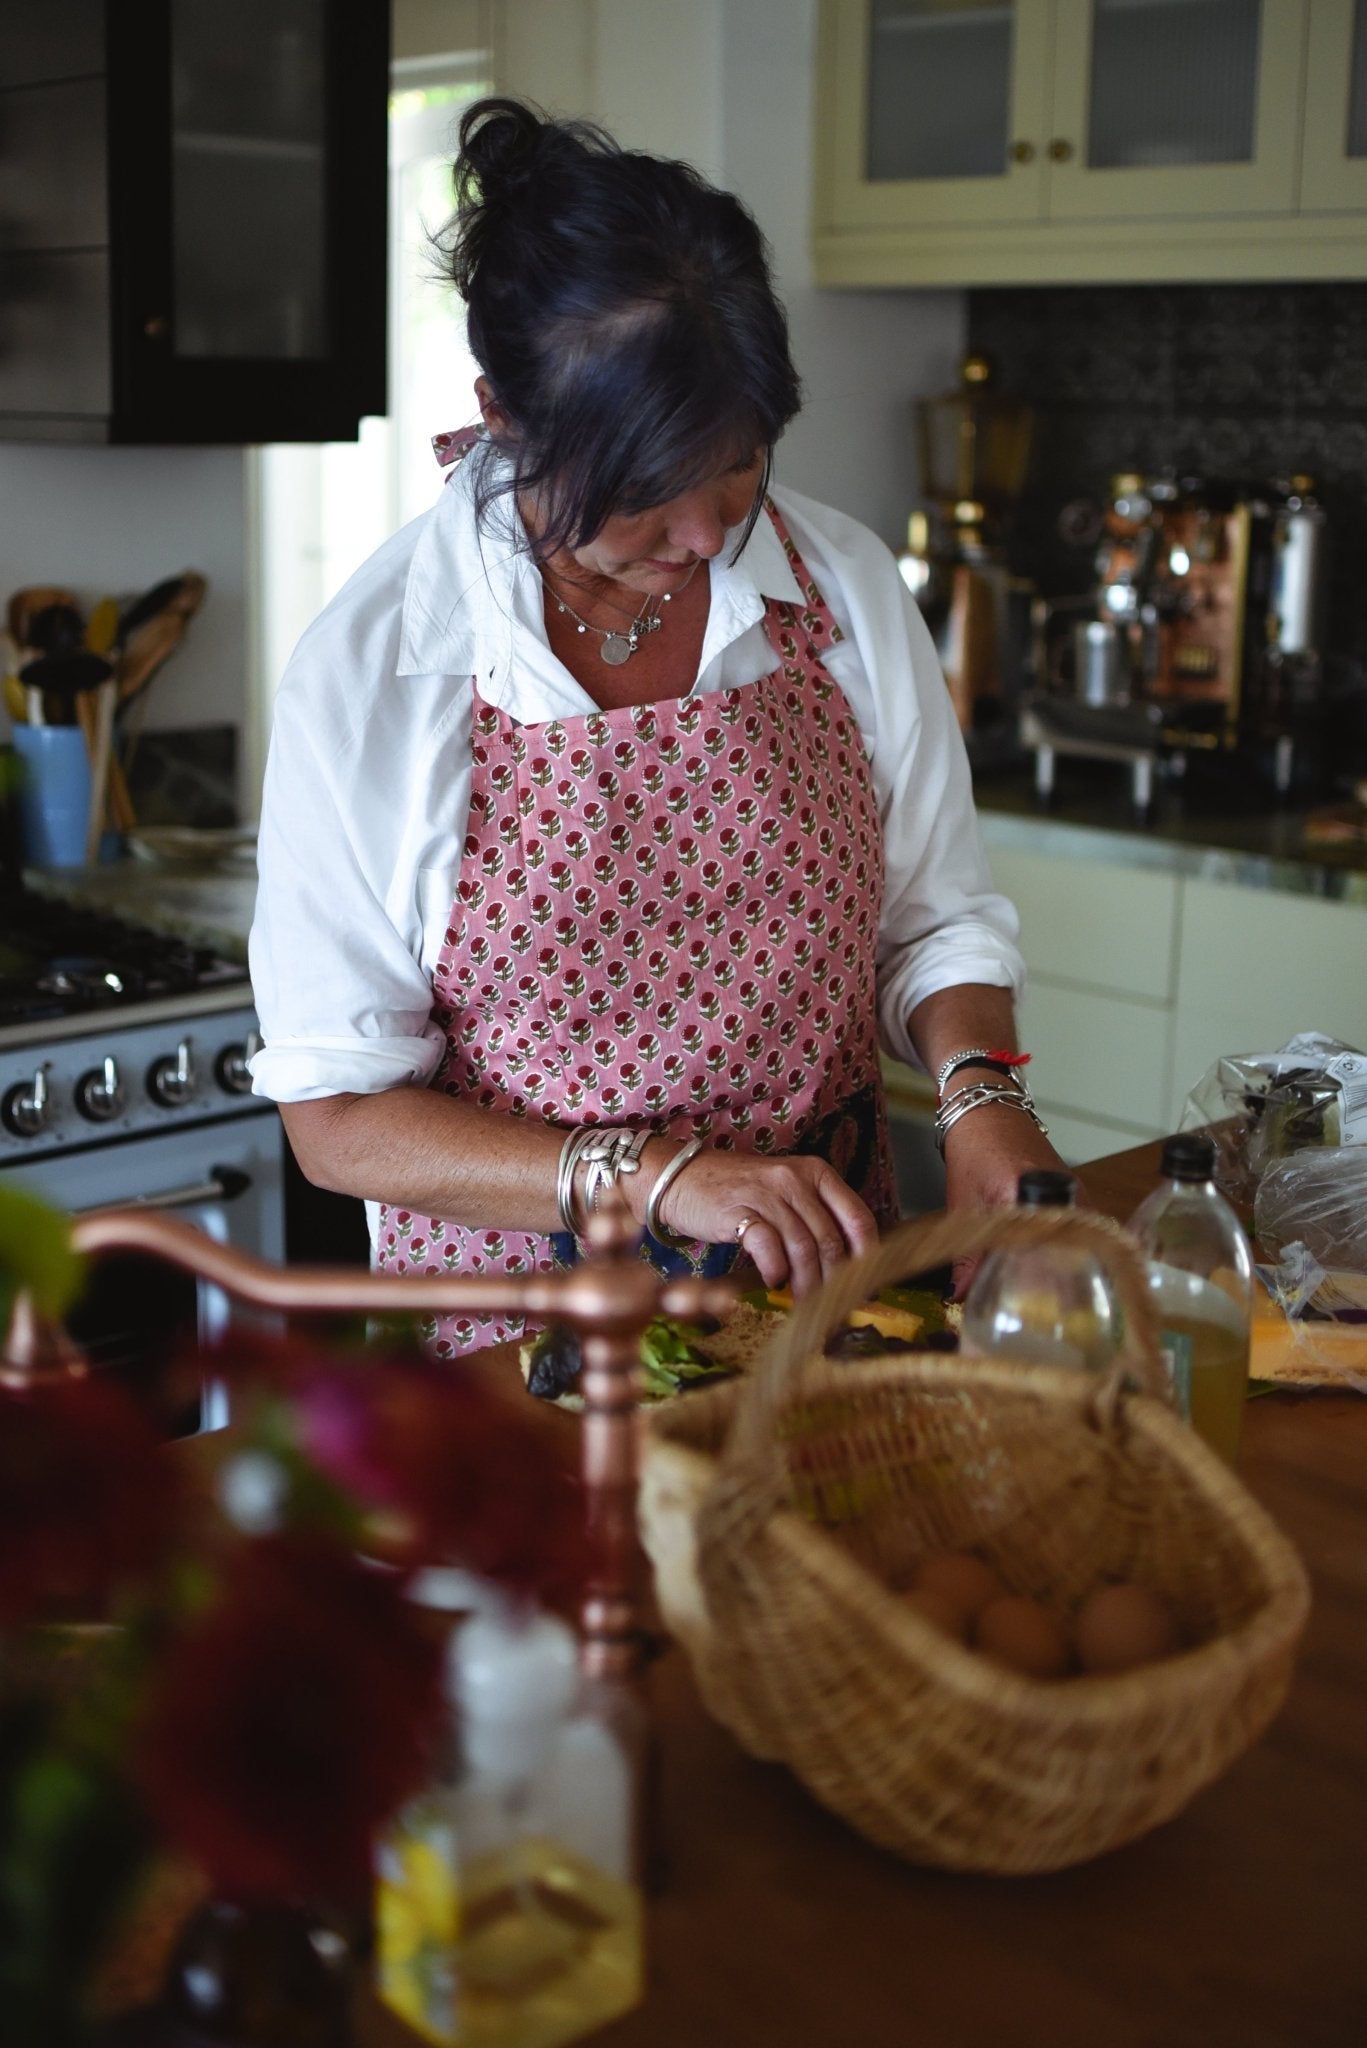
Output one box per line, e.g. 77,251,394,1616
550,449,766,598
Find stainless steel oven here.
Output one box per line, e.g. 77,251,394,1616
0,896,283,1429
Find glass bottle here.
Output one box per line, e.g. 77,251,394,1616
1128,1132,1253,1464
162,1895,356,2047
375,1591,643,2048
961,1169,1124,1373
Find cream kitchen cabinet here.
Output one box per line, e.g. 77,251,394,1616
982,834,1367,1165
814,0,1367,286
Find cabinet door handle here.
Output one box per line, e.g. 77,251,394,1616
1047,138,1075,163
1010,139,1036,164
143,315,170,341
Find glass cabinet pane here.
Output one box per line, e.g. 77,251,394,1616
1349,0,1367,158
1087,0,1262,171
170,0,327,359
866,1,1015,182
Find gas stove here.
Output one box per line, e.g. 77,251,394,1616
0,886,246,1035
0,887,280,1418
0,886,261,1166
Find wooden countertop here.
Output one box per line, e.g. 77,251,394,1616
360,1139,1367,2048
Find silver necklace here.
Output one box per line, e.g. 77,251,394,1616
544,581,668,667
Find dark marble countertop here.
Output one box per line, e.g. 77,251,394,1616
973,771,1367,904
27,775,1367,958
27,855,256,964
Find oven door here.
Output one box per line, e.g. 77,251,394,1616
1,1109,284,1432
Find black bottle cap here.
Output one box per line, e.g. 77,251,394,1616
1159,1132,1217,1181
1017,1169,1076,1207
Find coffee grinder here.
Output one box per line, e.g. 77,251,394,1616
898,354,1035,743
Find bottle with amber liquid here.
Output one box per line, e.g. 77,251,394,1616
375,1589,643,2048
1128,1133,1253,1464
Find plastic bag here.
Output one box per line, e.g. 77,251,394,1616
1255,1147,1367,1310
1180,1032,1367,1208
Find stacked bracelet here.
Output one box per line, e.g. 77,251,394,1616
581,1126,651,1213
643,1136,706,1249
556,1124,654,1235
933,1076,1049,1157
935,1046,1032,1094
555,1127,597,1235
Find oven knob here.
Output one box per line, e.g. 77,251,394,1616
75,1055,127,1123
148,1037,196,1108
215,1030,262,1096
1,1062,50,1138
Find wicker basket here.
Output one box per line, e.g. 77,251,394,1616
639,1206,1311,1875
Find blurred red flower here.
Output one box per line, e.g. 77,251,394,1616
288,1354,590,1600
0,1379,174,1625
133,1532,444,1901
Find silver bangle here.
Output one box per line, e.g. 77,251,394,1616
643,1136,706,1249
933,1081,1049,1157
555,1126,597,1235
935,1047,1028,1095
581,1125,651,1213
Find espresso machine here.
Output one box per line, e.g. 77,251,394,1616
898,355,1035,748
1022,471,1329,811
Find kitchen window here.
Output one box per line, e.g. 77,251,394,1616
248,49,490,806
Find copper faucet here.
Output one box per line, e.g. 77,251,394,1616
2,1196,735,1683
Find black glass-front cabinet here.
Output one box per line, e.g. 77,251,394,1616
0,0,389,444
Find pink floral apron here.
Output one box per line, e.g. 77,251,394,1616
377,498,898,1355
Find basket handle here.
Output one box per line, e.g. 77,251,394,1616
721,1205,1167,1480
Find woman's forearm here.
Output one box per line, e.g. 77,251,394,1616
904,982,1020,1084
279,1085,880,1297
279,1089,676,1235
906,982,1069,1211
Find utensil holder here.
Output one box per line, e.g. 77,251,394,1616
12,724,92,868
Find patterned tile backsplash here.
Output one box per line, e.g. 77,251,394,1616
967,285,1367,741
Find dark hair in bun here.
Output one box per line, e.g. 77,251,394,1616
442,97,802,559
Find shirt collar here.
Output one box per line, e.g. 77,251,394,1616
395,452,805,690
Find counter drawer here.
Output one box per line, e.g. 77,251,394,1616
1175,881,1367,1059
989,847,1178,1003
1018,980,1170,1135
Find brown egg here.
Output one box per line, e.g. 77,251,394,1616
903,1586,969,1641
911,1550,1006,1628
1075,1583,1179,1675
973,1596,1072,1680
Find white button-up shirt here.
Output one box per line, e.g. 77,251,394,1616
249,459,1023,1104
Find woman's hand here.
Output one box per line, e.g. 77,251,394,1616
636,1143,879,1299
940,1100,1075,1213
940,1100,1083,1299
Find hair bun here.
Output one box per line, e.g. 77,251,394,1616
457,98,547,203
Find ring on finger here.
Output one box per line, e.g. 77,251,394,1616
735,1214,759,1244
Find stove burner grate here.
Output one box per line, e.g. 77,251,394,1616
0,887,245,1026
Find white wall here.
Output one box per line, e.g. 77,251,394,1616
0,442,249,737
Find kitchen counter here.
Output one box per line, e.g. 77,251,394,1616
352,1137,1367,2048
973,769,1367,904
96,1141,1367,2048
26,771,1367,969
26,855,255,966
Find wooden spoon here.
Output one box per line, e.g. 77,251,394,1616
116,572,208,723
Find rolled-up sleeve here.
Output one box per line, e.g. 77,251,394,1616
248,555,469,1104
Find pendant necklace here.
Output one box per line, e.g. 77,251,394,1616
542,557,702,667
545,583,666,666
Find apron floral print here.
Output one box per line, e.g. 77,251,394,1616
377,499,898,1355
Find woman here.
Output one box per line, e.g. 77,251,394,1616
249,98,1065,1353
